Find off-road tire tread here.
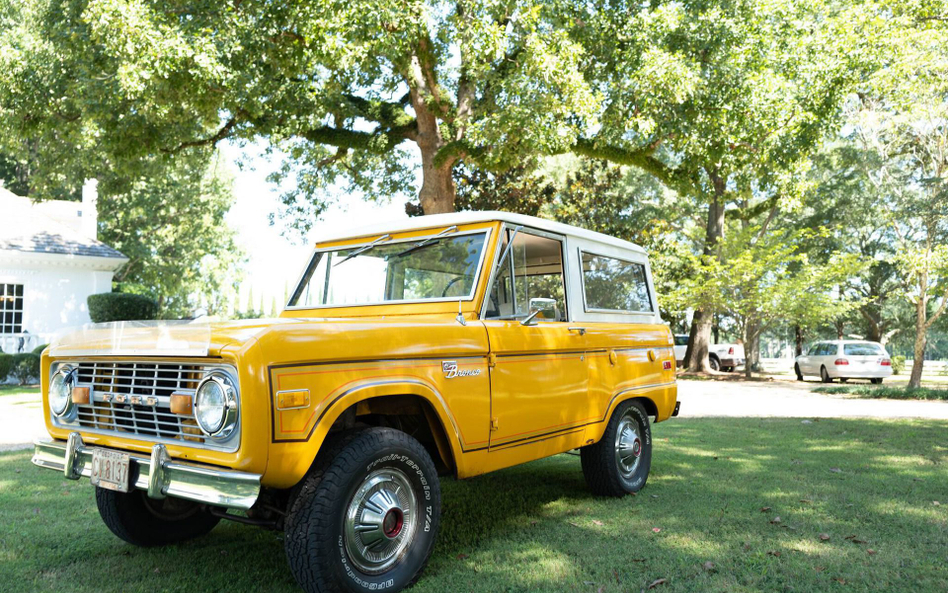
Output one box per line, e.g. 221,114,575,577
580,400,652,497
95,488,219,547
284,427,441,593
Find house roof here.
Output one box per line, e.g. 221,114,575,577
0,187,127,260
314,210,647,254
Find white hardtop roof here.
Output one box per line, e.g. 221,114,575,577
313,211,646,254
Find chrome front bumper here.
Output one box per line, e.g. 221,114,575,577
32,433,261,510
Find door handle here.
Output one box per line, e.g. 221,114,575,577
568,327,586,336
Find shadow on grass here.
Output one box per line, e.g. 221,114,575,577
2,418,947,593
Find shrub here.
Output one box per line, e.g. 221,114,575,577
0,353,12,382
891,355,906,375
87,292,158,323
10,353,40,385
32,344,48,356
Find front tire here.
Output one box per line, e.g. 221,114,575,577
285,427,441,593
820,366,833,383
581,400,652,497
95,488,220,547
795,364,804,381
871,378,883,385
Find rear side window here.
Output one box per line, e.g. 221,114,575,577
844,343,884,356
674,335,689,346
581,252,652,313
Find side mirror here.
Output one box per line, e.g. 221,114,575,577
521,298,557,326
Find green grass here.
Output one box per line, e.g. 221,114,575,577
2,418,947,592
0,384,40,397
813,385,948,400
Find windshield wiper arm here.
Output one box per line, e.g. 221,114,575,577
333,234,392,267
388,226,458,260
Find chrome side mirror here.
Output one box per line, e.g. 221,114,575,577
521,298,557,326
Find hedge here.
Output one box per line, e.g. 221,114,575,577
87,292,159,323
33,343,48,355
0,353,12,382
0,352,39,384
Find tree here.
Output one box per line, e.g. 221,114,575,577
97,152,245,319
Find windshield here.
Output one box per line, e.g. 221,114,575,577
843,343,884,356
288,231,488,308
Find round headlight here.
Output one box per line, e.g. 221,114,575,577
194,373,238,438
49,368,74,417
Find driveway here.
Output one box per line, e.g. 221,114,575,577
2,379,947,452
0,391,45,452
676,378,948,420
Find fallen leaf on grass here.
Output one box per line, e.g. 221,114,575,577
814,566,826,572
456,554,469,560
767,551,781,557
819,533,831,541
702,561,716,571
631,558,646,563
844,535,867,544
647,578,668,589
582,581,595,586
613,569,620,584
742,543,752,552
934,501,941,506
592,520,604,526
597,587,604,593
760,507,772,512
835,578,847,585
770,516,782,525
867,549,877,555
568,521,581,528
799,499,812,504
530,521,538,526
829,468,842,473
652,527,662,533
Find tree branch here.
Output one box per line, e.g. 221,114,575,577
163,117,237,153
301,122,415,153
570,138,695,196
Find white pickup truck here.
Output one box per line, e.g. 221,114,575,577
673,335,746,372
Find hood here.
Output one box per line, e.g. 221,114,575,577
48,318,298,358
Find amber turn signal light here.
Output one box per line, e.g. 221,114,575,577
170,393,193,415
71,386,90,405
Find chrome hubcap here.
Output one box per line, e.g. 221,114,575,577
615,413,642,479
344,468,417,575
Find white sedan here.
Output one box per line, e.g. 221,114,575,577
794,340,892,384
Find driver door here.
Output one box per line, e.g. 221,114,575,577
482,227,589,453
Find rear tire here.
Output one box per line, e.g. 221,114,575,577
871,378,883,385
709,356,721,372
581,400,652,497
284,427,441,593
820,366,833,383
95,488,220,547
794,364,804,381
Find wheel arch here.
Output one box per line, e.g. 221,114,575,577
301,379,461,478
586,391,663,445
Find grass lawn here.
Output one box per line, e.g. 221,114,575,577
2,418,946,592
0,384,40,397
814,385,948,401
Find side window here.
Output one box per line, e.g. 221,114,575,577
674,335,689,346
580,252,652,313
485,229,567,321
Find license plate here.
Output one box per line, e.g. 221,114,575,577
90,448,131,493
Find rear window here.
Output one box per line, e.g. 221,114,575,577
674,335,689,346
844,343,884,356
580,252,652,313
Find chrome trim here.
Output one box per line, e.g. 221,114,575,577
33,436,260,510
577,248,655,315
148,443,170,499
50,361,241,453
285,227,493,310
344,468,418,574
194,372,239,439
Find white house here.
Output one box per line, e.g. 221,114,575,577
0,181,127,353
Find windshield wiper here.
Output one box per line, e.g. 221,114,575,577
333,234,392,267
388,226,458,260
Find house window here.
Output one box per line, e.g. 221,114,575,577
1,284,24,334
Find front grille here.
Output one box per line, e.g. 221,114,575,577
66,361,229,448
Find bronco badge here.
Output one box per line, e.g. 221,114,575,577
442,361,482,379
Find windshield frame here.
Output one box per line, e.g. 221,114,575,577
285,227,493,311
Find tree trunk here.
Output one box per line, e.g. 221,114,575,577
418,154,456,214
744,318,761,379
683,175,726,372
794,324,804,357
909,298,926,388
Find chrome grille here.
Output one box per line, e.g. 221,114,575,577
69,361,218,447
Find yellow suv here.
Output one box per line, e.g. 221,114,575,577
33,212,679,593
